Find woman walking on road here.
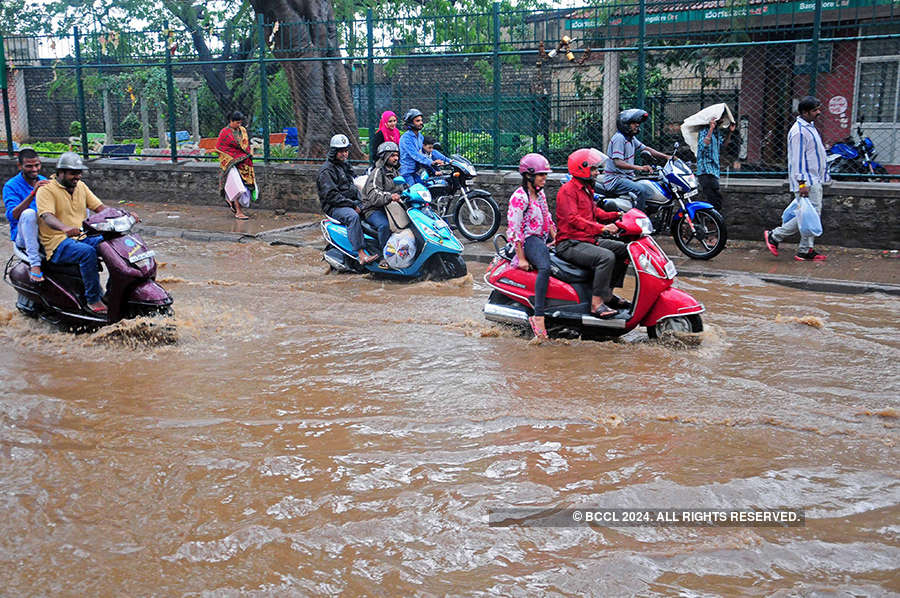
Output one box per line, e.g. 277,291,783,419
216,111,254,220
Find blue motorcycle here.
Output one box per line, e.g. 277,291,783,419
596,144,727,260
321,177,467,280
826,124,886,180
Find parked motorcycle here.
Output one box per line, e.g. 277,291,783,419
418,154,501,242
4,208,173,330
322,177,467,280
597,145,727,260
483,208,704,341
827,123,887,180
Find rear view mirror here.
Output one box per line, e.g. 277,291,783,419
392,175,407,186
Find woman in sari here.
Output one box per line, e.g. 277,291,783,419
216,111,254,220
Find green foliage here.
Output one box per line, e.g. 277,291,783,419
473,59,493,86
447,131,493,163
421,109,443,139
69,120,82,137
25,141,70,156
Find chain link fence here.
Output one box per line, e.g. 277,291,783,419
1,0,898,178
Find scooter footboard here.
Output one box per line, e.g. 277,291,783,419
642,287,704,328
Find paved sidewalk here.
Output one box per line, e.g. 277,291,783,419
9,200,897,295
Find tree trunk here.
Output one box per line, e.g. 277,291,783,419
249,0,363,159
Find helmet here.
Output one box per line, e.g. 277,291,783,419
616,108,649,137
329,134,351,149
57,151,88,171
519,153,551,176
376,141,399,158
567,148,607,180
403,108,422,124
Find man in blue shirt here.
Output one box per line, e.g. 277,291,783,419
764,96,830,262
3,148,49,282
600,109,672,212
695,116,735,211
399,109,449,186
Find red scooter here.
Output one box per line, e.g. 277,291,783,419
483,208,704,340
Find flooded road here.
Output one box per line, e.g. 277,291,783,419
1,239,898,596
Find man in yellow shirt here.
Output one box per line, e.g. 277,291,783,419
36,152,112,314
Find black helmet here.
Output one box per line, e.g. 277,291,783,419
376,141,399,159
616,108,648,138
404,108,423,129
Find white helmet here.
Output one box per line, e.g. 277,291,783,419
57,151,88,171
329,134,350,149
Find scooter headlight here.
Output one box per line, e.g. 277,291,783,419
635,217,653,235
92,214,135,232
419,188,432,203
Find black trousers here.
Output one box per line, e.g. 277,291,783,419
556,238,628,299
698,174,724,211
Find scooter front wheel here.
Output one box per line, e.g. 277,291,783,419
425,253,467,280
672,208,727,260
648,314,703,339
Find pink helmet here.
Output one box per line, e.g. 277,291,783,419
519,153,552,176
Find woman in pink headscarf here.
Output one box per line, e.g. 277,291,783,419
370,111,400,164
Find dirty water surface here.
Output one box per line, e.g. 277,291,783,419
0,239,898,596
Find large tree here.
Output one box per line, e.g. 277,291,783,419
248,0,363,159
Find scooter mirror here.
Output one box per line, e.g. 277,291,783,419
392,175,407,187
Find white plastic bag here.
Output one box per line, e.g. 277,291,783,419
782,196,822,237
383,229,417,269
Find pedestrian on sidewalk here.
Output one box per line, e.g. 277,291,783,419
696,116,735,212
764,96,830,262
216,111,253,220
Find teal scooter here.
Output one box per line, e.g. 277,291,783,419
321,177,467,280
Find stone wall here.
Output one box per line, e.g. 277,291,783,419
1,157,897,249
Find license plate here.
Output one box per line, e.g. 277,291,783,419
128,250,155,263
664,260,677,278
684,189,699,199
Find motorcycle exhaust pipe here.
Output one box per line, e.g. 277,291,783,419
483,302,529,326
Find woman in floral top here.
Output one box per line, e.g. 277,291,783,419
507,153,556,339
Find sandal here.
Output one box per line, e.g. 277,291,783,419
224,197,237,214
528,316,549,339
234,214,250,220
608,295,632,310
591,304,618,318
87,302,108,315
28,270,44,283
358,251,379,265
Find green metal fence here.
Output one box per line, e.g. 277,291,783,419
1,0,899,178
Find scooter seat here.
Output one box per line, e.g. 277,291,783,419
549,253,591,283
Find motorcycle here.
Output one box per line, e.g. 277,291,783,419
4,208,173,330
483,208,704,341
827,123,887,180
597,145,727,260
418,153,501,242
322,176,467,280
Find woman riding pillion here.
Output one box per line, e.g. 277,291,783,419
507,153,556,339
555,148,630,319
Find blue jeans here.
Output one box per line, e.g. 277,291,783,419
14,208,42,268
602,177,652,212
328,206,364,253
366,209,391,252
524,236,551,317
51,235,104,303
402,173,423,186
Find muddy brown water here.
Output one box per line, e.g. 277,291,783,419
1,239,898,596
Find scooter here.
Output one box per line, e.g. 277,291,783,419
418,154,501,242
596,144,727,260
483,208,704,341
827,123,886,180
4,208,173,330
321,176,467,280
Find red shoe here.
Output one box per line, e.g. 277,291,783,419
794,250,826,261
764,230,779,256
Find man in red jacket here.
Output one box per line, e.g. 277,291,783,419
555,148,629,318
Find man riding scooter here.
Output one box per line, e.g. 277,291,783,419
36,152,120,315
555,148,630,318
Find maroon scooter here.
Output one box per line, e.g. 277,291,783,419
4,208,172,330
